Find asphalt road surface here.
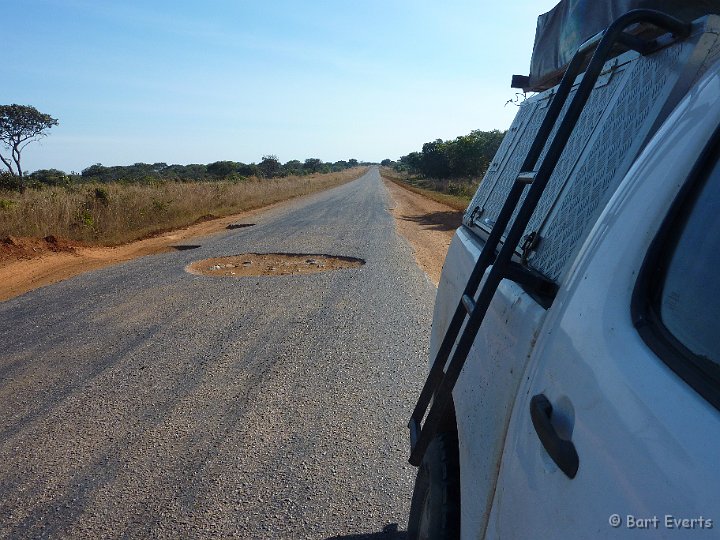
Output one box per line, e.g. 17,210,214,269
0,167,437,539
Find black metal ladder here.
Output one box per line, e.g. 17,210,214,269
408,9,691,467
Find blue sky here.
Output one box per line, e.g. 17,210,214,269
4,0,559,173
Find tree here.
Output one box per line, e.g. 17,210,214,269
399,151,422,173
303,158,322,173
398,129,506,179
29,168,70,187
236,163,259,177
421,139,450,178
82,163,108,179
0,104,58,188
258,155,281,178
207,160,237,177
282,160,303,175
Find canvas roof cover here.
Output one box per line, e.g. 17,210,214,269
526,0,720,90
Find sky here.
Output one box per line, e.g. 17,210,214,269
4,0,560,173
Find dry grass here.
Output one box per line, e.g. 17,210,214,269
0,168,367,245
379,167,472,211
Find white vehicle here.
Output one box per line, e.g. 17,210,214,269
407,3,720,539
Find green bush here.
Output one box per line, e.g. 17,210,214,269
0,172,19,191
0,198,16,210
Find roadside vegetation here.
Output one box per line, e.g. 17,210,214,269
381,129,505,206
0,166,367,245
379,168,470,211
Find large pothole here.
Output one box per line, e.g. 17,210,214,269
187,253,365,277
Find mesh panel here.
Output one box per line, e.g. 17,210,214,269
464,16,720,283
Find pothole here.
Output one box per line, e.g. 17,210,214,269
227,223,255,230
187,253,365,277
172,244,202,251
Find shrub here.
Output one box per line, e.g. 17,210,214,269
0,198,16,210
0,172,19,191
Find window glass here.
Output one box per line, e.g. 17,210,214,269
660,161,720,364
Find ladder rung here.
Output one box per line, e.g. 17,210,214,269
461,294,476,315
516,171,537,184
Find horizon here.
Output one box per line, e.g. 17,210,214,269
5,0,559,173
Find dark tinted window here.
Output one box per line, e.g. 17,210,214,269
659,159,720,365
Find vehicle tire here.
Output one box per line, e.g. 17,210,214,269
407,431,461,540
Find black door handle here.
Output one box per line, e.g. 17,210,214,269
530,394,579,479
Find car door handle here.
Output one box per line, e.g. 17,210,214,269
530,394,579,479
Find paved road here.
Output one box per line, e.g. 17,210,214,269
0,167,436,539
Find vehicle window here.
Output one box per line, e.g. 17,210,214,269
657,157,720,366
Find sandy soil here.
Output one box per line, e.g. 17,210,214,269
0,178,463,301
383,178,464,286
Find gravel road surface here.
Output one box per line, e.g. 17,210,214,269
0,167,436,539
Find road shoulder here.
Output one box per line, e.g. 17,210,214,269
382,177,464,286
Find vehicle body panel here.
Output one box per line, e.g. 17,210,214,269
486,61,720,539
430,229,547,539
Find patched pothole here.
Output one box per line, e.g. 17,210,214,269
187,253,365,277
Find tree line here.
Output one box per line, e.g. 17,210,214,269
77,156,361,183
3,156,367,190
384,129,506,179
0,103,368,191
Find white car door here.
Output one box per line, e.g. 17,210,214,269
485,69,720,538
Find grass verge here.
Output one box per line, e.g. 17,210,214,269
379,167,472,211
0,168,367,245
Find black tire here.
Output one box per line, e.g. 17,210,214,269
407,432,461,540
